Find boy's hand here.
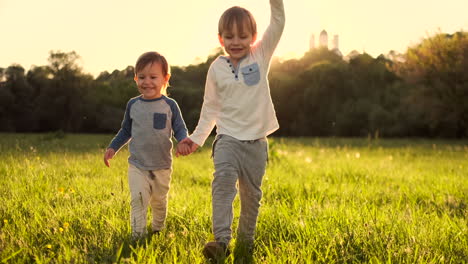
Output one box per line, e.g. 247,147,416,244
104,148,116,167
176,138,199,157
188,139,200,153
176,142,190,157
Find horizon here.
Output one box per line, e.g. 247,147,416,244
1,0,467,77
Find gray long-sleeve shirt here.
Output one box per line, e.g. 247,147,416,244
109,95,188,170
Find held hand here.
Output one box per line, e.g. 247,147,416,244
175,141,185,157
176,142,190,157
176,139,192,157
104,148,116,167
189,139,199,153
176,138,199,157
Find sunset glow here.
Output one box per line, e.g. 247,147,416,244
1,0,467,77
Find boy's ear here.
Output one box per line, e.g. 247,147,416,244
251,33,257,44
133,75,137,81
165,73,171,83
218,34,225,47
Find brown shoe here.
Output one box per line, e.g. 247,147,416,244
203,241,230,261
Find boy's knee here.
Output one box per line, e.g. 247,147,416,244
151,195,168,205
130,192,148,207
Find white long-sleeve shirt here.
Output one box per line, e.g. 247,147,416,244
190,0,285,146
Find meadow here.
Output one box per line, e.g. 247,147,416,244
0,133,467,263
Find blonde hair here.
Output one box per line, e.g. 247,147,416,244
135,51,170,95
218,6,257,36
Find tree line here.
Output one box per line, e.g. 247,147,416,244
1,31,467,138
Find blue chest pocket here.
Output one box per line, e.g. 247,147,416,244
153,113,167,129
241,63,260,86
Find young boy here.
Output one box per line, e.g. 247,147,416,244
104,51,189,238
179,0,285,259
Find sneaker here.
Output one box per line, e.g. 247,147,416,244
203,241,230,261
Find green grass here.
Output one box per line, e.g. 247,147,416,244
0,133,467,263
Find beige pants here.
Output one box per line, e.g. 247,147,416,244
128,163,172,238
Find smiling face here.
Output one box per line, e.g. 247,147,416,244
134,62,170,100
218,21,257,67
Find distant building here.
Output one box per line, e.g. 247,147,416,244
332,35,342,56
310,29,342,57
319,30,328,49
332,35,339,50
309,34,315,50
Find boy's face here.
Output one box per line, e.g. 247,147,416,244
134,62,169,100
218,21,256,64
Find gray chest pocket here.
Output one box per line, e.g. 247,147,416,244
153,113,167,129
241,63,260,86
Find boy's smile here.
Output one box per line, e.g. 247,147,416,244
134,62,170,100
229,47,246,55
219,21,257,67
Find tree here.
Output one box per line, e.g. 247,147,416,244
2,65,38,131
0,67,5,82
394,31,468,137
0,67,15,131
34,50,94,132
91,67,137,132
48,50,82,76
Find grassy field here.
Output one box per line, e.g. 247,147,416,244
0,133,467,263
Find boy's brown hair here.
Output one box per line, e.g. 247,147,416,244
135,51,170,78
218,6,257,36
134,51,170,95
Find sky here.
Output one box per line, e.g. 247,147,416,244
1,0,467,78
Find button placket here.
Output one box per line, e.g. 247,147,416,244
227,59,239,80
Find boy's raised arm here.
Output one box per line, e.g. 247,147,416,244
257,0,285,62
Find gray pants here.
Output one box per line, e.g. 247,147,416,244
211,134,268,245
